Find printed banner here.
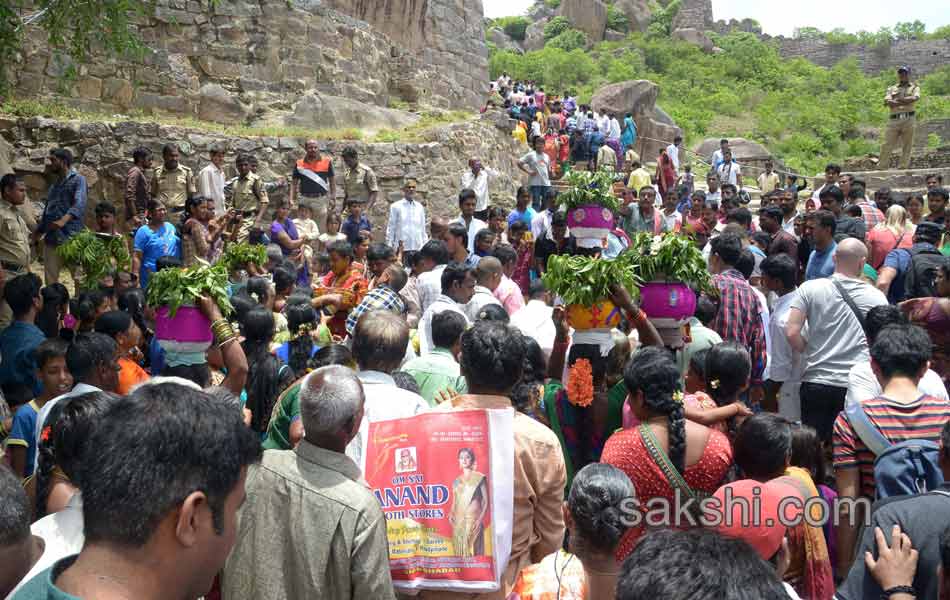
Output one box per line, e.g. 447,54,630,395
363,409,514,593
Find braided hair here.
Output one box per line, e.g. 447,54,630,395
510,336,546,415
568,463,636,558
241,308,283,433
566,343,610,468
34,391,119,519
285,303,317,377
623,346,686,472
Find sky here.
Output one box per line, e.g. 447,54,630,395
481,0,950,37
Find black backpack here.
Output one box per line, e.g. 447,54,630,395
903,246,947,299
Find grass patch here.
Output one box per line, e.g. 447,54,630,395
370,110,475,143
0,97,363,141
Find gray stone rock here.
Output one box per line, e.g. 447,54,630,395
591,80,659,117
523,19,547,52
604,29,626,43
614,0,652,32
197,83,250,123
693,137,774,162
672,28,714,53
283,93,419,133
487,27,523,54
559,0,608,42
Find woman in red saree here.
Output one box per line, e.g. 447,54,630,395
655,149,676,202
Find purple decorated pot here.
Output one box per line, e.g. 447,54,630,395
155,305,213,354
566,204,614,245
640,282,697,321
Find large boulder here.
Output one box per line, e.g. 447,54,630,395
693,137,773,162
672,28,714,53
197,83,250,124
282,93,419,133
590,80,659,117
523,19,548,52
487,27,524,54
614,0,653,32
638,117,683,163
559,0,608,42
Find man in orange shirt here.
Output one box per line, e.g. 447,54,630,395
291,139,336,231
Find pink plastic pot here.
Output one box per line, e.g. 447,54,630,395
155,305,213,354
640,282,696,349
640,282,696,321
566,204,614,247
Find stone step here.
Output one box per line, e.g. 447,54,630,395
841,167,950,190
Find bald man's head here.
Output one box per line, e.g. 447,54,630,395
431,216,449,238
299,365,364,438
834,237,867,277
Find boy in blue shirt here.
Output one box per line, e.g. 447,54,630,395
7,339,72,479
341,199,371,245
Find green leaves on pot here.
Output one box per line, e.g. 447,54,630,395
629,232,717,296
57,230,131,290
542,253,642,307
145,264,233,318
220,242,267,273
558,168,623,213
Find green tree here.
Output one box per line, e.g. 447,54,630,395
793,27,823,40
606,4,629,33
544,16,570,41
929,25,950,40
493,16,530,41
547,28,588,51
893,20,926,40
0,0,150,92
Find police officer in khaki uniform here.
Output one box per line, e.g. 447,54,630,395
150,143,197,214
225,153,269,243
341,146,379,213
880,65,920,170
0,174,36,329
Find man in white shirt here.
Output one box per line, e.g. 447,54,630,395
666,135,683,172
450,189,488,255
519,137,553,212
761,254,804,420
710,138,729,171
464,257,503,322
511,280,557,359
846,304,948,407
460,159,499,221
419,263,475,355
386,179,427,252
810,163,841,205
779,188,799,238
415,239,450,314
607,113,622,142
348,311,429,469
716,149,742,189
198,145,227,216
785,238,889,442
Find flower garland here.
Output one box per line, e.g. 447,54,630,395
566,359,594,407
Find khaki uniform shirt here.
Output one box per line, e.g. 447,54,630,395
227,173,269,213
343,163,379,203
150,164,196,209
758,172,781,194
222,441,396,600
0,200,34,270
885,82,920,115
419,394,567,600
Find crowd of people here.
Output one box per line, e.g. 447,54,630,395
0,94,949,600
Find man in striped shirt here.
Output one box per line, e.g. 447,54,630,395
833,323,950,574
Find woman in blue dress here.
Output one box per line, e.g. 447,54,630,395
621,112,637,152
132,200,181,288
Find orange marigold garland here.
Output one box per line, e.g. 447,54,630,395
40,425,52,442
566,358,594,407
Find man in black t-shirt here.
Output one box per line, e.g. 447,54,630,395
534,212,576,274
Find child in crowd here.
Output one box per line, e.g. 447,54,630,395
488,206,508,245
341,199,371,246
318,212,346,252
314,252,331,278
6,339,72,479
293,203,321,273
677,164,694,196
71,290,110,334
790,422,838,577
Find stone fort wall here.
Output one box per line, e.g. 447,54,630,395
672,0,949,77
11,0,489,124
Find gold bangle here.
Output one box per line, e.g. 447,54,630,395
217,335,238,349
